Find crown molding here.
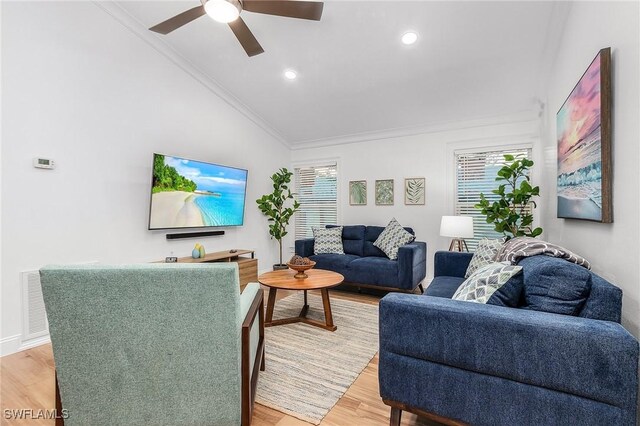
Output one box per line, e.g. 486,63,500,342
290,110,540,151
93,1,290,149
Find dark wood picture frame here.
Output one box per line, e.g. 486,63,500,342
556,47,612,223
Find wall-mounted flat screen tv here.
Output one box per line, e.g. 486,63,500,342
148,153,248,230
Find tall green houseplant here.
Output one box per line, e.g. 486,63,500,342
256,168,300,268
475,154,543,239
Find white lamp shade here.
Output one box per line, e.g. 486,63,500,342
440,216,474,238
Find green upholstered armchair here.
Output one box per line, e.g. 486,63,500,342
40,263,265,426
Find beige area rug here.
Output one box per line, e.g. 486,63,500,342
255,292,379,425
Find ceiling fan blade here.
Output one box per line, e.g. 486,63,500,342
228,17,264,57
243,1,324,21
149,5,206,35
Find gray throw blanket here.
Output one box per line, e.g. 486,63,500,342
495,237,591,270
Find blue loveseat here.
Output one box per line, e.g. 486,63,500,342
379,251,639,426
295,225,426,292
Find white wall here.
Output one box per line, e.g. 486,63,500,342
291,114,540,279
0,2,290,355
539,1,639,337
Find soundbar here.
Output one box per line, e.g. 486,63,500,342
166,230,225,240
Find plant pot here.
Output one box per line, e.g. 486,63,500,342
273,264,288,271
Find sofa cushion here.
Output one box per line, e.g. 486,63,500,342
346,257,398,287
453,262,523,305
313,226,344,255
519,255,592,316
364,225,415,257
465,237,505,278
424,276,465,298
328,225,365,257
374,218,416,260
578,274,622,322
309,254,359,276
486,273,525,308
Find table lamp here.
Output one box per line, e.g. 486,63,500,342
440,216,474,252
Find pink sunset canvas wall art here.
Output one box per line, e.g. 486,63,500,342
557,48,612,222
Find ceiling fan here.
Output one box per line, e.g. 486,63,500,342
149,0,324,57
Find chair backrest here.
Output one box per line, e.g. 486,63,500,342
40,263,242,425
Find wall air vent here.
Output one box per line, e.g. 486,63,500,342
21,270,49,343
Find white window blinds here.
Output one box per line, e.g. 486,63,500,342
455,147,533,250
294,163,338,240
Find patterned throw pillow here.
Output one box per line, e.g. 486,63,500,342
373,218,415,260
465,238,505,278
453,262,523,304
313,226,344,255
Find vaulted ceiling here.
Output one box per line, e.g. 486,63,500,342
116,1,560,146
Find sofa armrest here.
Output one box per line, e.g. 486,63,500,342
397,242,427,290
379,293,639,412
240,284,264,375
295,239,314,257
240,283,264,425
433,250,473,277
240,283,261,324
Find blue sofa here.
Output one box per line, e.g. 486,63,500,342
295,225,427,292
379,251,639,426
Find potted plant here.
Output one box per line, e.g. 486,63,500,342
475,154,543,239
256,168,301,270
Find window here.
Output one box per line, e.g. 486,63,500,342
294,163,338,240
455,147,533,250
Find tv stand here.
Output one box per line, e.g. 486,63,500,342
157,249,257,290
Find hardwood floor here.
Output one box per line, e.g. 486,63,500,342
0,288,437,426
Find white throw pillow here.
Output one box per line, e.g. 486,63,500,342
373,218,415,260
313,226,345,255
465,238,506,278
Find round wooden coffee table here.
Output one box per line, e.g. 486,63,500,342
258,268,344,331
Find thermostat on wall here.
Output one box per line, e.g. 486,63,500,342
33,158,55,169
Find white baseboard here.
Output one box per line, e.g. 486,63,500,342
0,333,50,357
0,334,21,357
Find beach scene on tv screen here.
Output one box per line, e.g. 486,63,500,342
149,154,247,229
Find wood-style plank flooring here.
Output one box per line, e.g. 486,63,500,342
0,288,437,426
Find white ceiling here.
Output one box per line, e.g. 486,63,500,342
116,1,558,146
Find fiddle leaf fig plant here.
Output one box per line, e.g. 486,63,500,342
256,168,300,267
475,154,543,239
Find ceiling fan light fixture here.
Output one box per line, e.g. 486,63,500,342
284,70,297,80
401,31,419,45
204,0,242,23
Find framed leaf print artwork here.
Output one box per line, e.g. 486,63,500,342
404,178,425,205
375,179,394,205
349,180,367,205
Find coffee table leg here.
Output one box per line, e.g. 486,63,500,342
265,288,277,324
321,288,335,329
299,290,310,318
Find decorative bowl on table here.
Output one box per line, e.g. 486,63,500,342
287,258,316,279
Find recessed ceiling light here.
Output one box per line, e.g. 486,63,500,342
284,70,297,80
401,31,418,45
